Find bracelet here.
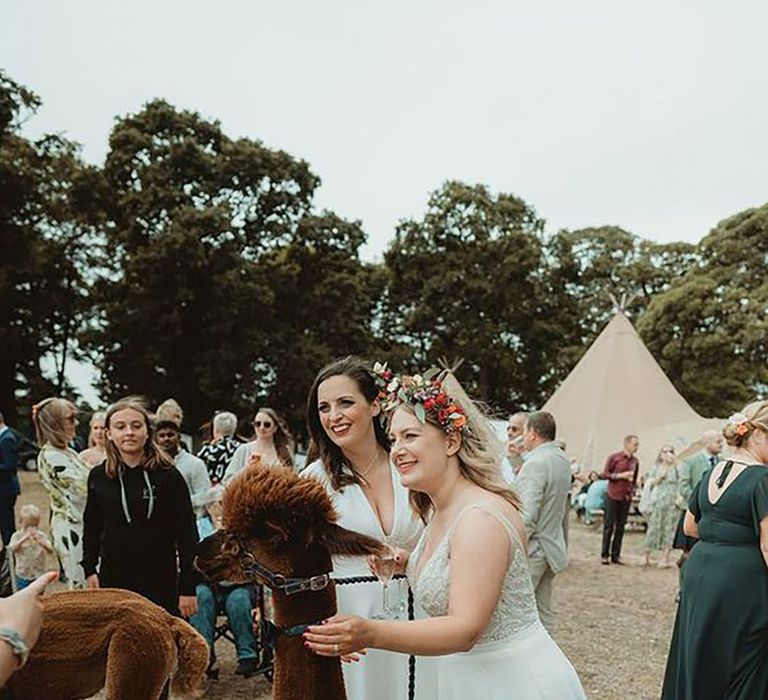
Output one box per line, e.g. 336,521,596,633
0,628,30,668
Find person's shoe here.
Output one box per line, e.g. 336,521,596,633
611,558,626,565
235,658,259,678
601,556,610,565
205,659,219,680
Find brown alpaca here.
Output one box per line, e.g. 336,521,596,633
195,466,384,700
4,588,209,700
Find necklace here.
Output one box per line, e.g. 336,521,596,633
352,449,380,479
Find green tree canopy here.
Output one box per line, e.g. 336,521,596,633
638,204,768,416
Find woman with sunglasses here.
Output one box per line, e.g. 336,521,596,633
222,407,295,484
302,357,428,700
32,398,89,589
643,444,680,567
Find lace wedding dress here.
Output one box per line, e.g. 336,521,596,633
407,502,586,699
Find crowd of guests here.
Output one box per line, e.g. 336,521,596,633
0,371,766,699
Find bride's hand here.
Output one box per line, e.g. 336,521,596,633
341,649,368,663
303,615,374,656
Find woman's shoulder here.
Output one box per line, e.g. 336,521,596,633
302,459,330,483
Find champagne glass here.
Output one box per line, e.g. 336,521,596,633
371,544,397,620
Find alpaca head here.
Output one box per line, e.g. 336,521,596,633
195,466,385,586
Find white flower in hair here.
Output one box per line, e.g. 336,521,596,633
728,412,748,426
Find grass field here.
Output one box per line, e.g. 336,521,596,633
17,471,675,699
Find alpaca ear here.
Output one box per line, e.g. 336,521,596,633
320,523,385,557
261,518,291,542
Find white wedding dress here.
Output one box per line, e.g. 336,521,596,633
408,502,587,699
303,460,436,699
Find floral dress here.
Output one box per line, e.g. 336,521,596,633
37,444,89,588
644,464,680,551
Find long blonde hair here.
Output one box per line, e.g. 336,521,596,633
400,372,521,522
104,397,173,478
33,397,76,449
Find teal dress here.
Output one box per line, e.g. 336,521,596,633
662,464,768,699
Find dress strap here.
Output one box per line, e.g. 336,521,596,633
449,502,526,556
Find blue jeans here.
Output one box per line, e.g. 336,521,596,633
190,583,257,662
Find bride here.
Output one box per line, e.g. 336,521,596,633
304,370,586,699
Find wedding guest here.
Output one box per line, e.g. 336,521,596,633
78,411,107,468
302,357,425,700
155,398,192,450
600,435,640,565
8,505,54,589
672,431,723,579
583,476,608,525
197,412,241,484
222,408,294,484
304,370,586,699
190,485,258,679
32,398,89,588
662,401,768,699
82,397,199,619
515,411,572,633
502,412,527,484
0,412,21,545
155,420,211,518
643,445,680,567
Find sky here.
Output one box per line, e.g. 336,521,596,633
3,0,767,403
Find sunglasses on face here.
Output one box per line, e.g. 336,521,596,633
662,449,675,454
254,421,273,429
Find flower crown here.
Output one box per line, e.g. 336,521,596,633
372,363,468,434
728,412,751,437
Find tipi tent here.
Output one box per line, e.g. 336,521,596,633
543,311,722,473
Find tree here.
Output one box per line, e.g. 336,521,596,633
259,212,386,433
0,72,95,425
638,204,768,416
91,99,384,435
382,181,566,412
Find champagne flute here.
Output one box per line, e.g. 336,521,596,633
371,544,397,620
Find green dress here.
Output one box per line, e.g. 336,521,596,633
662,463,768,700
644,464,680,551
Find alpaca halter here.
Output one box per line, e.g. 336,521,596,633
234,537,331,596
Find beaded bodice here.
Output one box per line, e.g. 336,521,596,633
407,504,540,645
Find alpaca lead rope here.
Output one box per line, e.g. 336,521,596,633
335,574,416,700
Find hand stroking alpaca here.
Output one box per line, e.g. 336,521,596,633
5,588,208,700
195,465,384,700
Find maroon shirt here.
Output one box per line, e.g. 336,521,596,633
601,450,639,502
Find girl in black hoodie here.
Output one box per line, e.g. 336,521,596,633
82,397,199,618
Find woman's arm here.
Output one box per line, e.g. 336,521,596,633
170,471,200,616
682,509,699,538
81,468,104,580
759,517,768,570
305,508,512,656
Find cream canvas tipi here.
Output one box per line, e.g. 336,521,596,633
543,311,722,473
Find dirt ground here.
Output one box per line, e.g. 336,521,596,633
17,471,676,699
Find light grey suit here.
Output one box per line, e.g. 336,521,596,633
515,441,572,632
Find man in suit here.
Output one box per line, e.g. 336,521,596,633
515,411,572,633
0,411,21,545
674,430,723,581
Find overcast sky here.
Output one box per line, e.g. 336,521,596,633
3,1,767,404
4,0,767,264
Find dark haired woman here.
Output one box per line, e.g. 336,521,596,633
82,397,199,618
223,407,295,484
302,357,426,700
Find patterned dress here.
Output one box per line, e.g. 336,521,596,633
644,464,680,551
37,444,89,588
408,502,586,698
